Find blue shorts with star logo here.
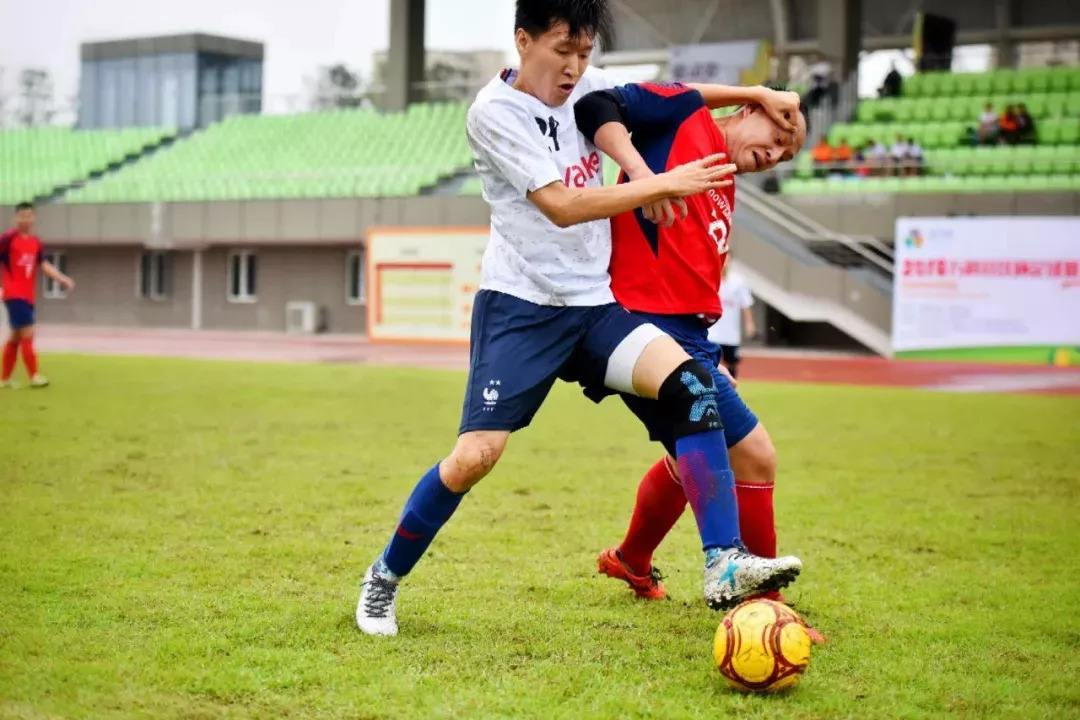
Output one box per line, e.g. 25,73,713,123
458,289,660,435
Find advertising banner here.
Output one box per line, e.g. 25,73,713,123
893,217,1080,352
366,227,488,342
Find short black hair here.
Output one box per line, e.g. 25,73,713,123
15,202,33,212
765,82,811,136
515,0,615,47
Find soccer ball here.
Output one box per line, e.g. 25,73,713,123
713,599,813,693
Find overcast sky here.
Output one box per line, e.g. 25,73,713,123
0,0,517,105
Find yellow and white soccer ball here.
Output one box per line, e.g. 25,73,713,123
713,599,813,693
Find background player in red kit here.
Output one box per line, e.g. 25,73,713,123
575,82,808,600
0,202,75,388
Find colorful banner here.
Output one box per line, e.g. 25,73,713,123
365,227,488,342
893,217,1080,352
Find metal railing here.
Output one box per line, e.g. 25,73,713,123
738,179,895,276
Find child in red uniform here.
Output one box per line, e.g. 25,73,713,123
0,202,75,388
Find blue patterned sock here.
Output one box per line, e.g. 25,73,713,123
381,463,465,577
675,431,740,552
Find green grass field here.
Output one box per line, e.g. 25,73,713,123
2,355,1079,720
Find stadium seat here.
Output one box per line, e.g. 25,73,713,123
67,101,472,202
0,126,174,204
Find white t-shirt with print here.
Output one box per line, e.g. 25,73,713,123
466,66,616,307
707,271,754,346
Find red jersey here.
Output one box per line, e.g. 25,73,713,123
0,230,44,302
606,83,734,317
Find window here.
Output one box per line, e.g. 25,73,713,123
228,250,257,302
42,252,68,299
346,250,365,304
139,251,170,300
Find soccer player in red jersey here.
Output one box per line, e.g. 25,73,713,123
574,82,808,600
0,202,75,388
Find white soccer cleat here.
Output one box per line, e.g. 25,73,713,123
704,546,802,611
0,379,16,389
356,562,400,636
29,374,49,388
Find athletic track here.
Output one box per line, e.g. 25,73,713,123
34,325,1080,396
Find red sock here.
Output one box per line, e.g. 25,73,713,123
19,339,37,376
618,457,688,575
735,482,777,558
2,341,17,380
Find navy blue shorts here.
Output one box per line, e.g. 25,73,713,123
615,313,758,456
4,299,35,330
459,290,662,434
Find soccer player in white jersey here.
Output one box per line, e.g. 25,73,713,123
357,0,806,637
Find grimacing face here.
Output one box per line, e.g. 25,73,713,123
515,21,595,107
723,106,807,174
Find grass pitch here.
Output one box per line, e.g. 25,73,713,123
1,355,1078,719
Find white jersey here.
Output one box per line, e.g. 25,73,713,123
708,271,754,346
466,66,616,306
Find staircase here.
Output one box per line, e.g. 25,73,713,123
732,181,894,356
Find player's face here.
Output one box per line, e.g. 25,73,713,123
14,208,34,232
515,21,594,107
724,107,806,174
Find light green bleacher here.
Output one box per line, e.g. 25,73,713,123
788,65,1080,194
67,103,472,203
0,126,173,204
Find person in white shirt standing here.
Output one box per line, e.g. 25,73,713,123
707,264,757,379
356,0,805,637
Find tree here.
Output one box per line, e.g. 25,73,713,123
17,68,54,127
308,64,369,110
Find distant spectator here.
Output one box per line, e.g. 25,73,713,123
865,138,888,176
806,60,836,109
906,137,924,176
999,105,1021,145
811,137,834,176
833,138,854,175
978,102,999,144
889,134,910,175
879,63,903,98
963,125,979,147
1016,103,1036,144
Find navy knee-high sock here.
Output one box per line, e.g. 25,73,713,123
381,463,465,577
675,431,740,552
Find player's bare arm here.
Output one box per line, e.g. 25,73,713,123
526,153,734,228
41,261,75,290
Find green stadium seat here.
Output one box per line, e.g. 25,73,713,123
955,74,976,96
972,73,994,97
903,74,924,97
991,70,1014,95
1060,118,1080,144
1028,69,1051,93
856,100,878,123
1044,93,1066,117
1037,118,1062,144
1011,71,1032,94
1024,94,1048,118
1049,70,1071,93
66,101,473,202
934,72,956,98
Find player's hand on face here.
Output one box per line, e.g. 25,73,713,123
666,153,736,197
756,87,801,133
643,198,688,227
